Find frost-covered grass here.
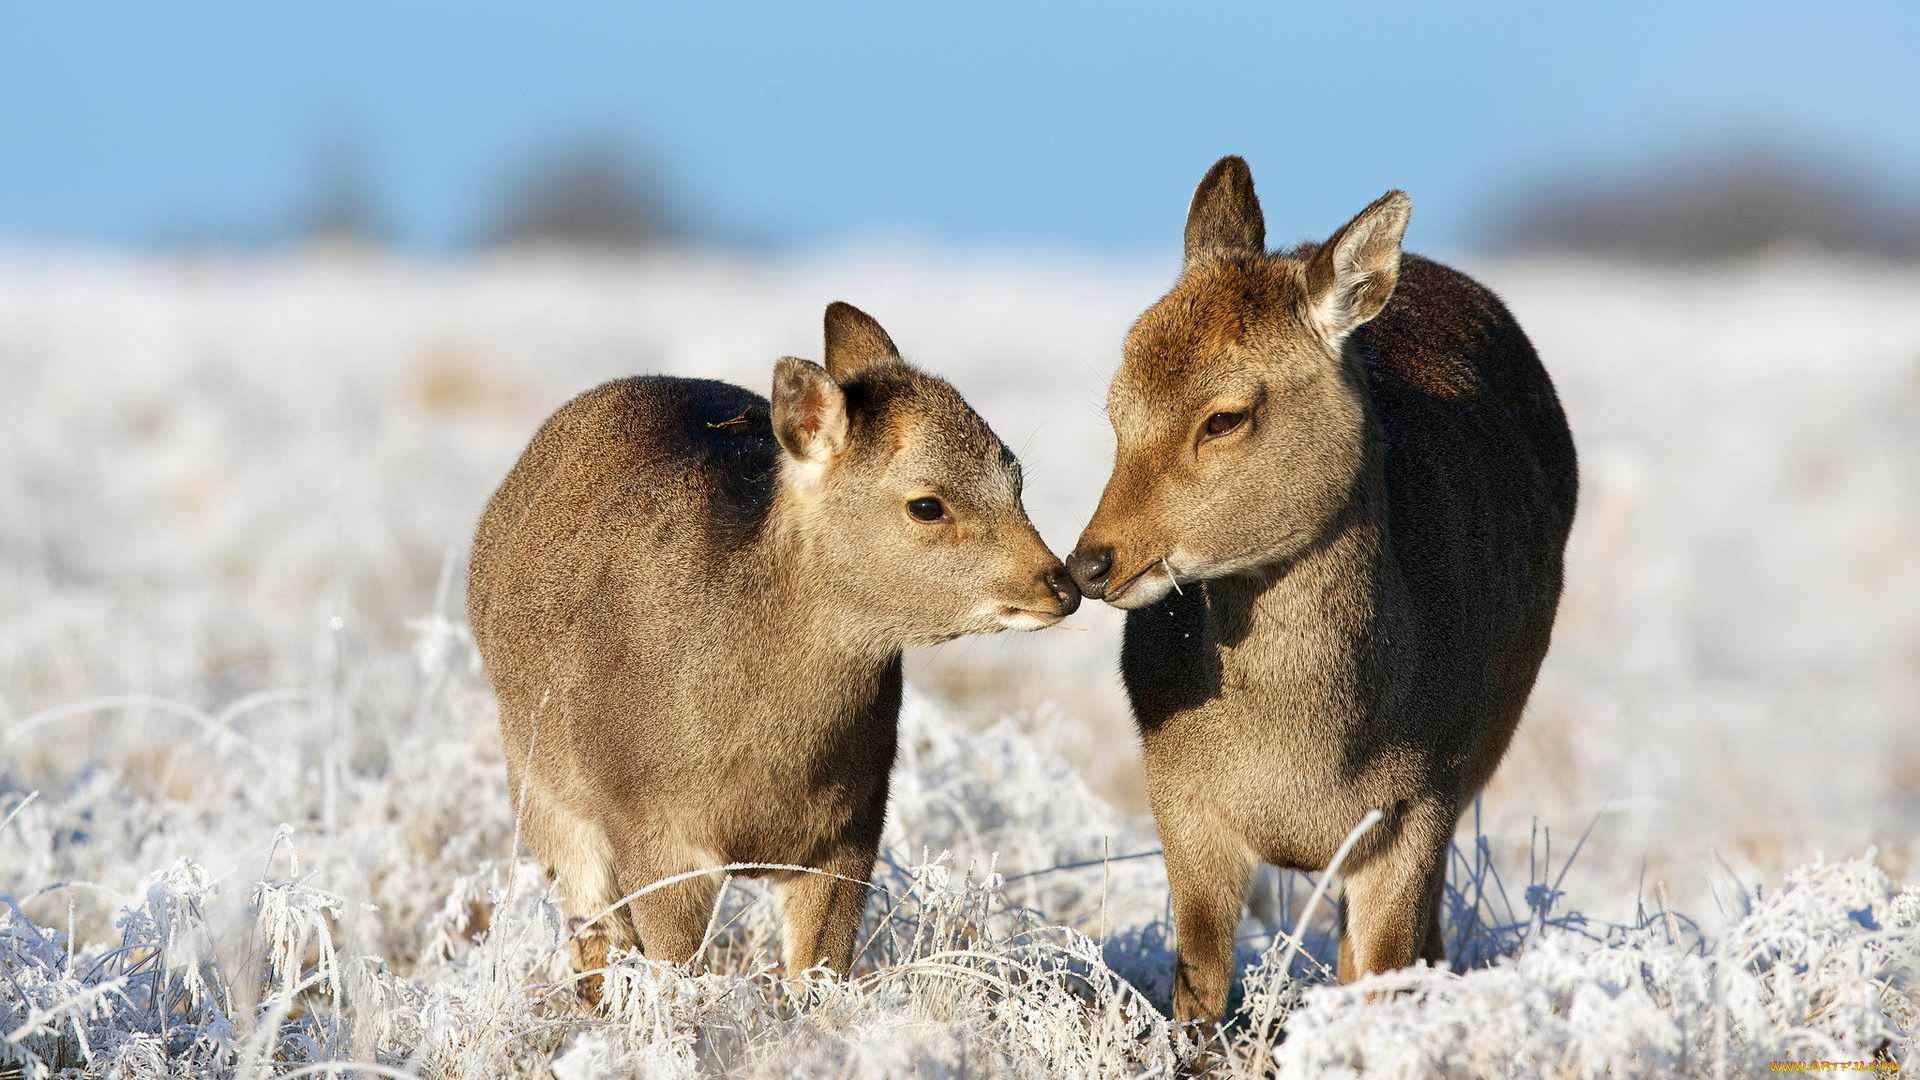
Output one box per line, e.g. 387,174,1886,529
6,673,1913,1078
2,248,1918,1075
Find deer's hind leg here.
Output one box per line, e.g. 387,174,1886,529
1335,804,1451,984
606,824,723,970
775,840,879,976
516,787,635,1005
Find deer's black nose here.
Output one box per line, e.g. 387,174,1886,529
1044,565,1082,617
1065,546,1113,600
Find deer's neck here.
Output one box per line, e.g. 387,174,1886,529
1207,443,1398,693
723,495,905,715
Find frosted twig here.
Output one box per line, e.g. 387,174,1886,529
693,873,734,973
8,694,278,768
1002,849,1163,883
550,862,878,967
0,789,38,835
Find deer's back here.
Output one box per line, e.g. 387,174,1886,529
474,375,776,573
1356,254,1576,592
1359,254,1576,525
471,375,775,636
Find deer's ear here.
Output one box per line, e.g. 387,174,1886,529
822,301,902,382
1304,190,1410,340
1184,156,1266,266
771,356,849,467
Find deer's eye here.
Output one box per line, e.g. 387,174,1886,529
1203,411,1247,438
907,497,948,522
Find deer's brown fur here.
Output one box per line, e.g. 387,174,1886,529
469,303,1076,1000
1067,157,1577,1020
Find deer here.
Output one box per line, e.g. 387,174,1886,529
1065,156,1578,1022
468,302,1079,1002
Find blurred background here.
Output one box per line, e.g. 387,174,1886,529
3,0,1917,257
2,0,1918,926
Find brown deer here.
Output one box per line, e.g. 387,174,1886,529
469,302,1078,999
1066,157,1577,1021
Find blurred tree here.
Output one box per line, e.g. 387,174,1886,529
483,143,677,250
300,134,387,247
1482,144,1920,261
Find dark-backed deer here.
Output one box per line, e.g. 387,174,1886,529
469,302,1078,999
1067,157,1577,1021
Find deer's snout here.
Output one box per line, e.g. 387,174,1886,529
1065,546,1113,600
1044,564,1082,617
998,561,1081,631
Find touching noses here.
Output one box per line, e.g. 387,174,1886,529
1043,564,1082,617
1064,546,1113,601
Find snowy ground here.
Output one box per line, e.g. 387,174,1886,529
1,247,1917,1075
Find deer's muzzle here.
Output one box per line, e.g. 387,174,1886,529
1065,546,1114,600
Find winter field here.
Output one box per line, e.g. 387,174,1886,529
1,246,1918,1076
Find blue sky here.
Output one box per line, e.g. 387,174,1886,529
1,1,1915,252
